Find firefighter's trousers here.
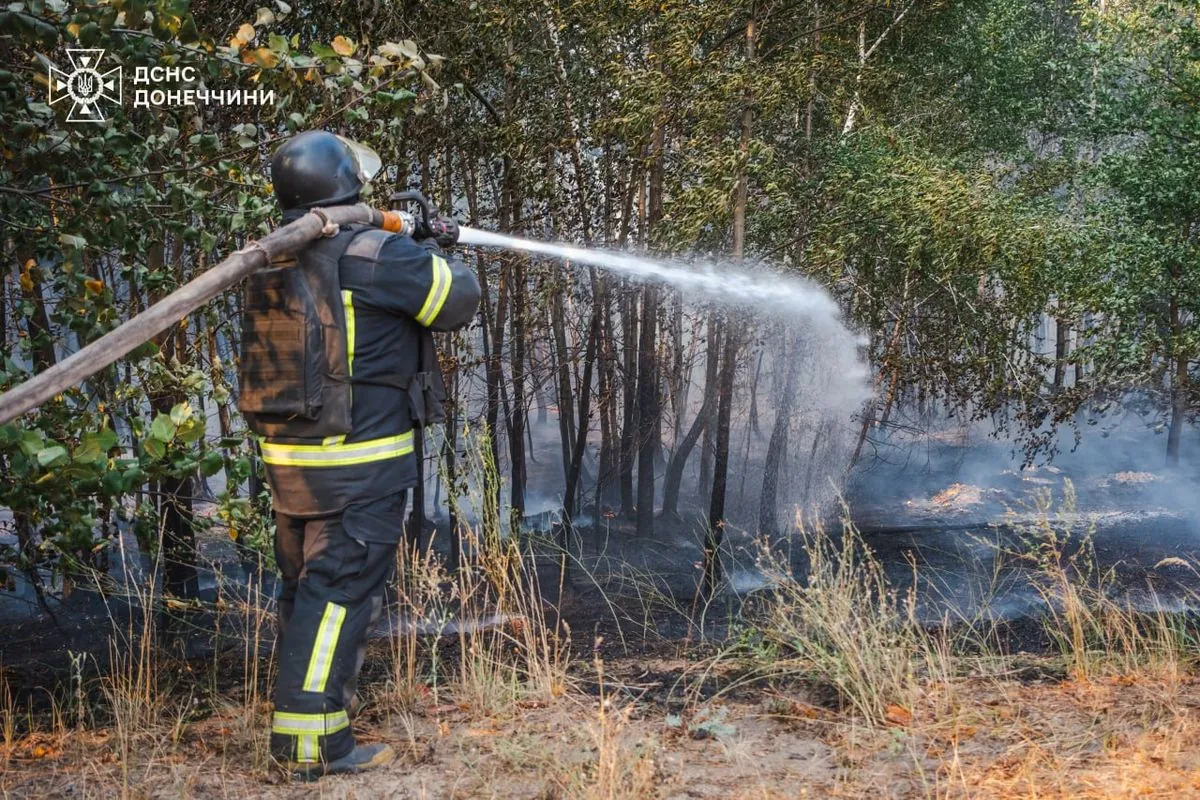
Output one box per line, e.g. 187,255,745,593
269,492,406,764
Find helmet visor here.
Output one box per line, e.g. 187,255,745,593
337,135,383,185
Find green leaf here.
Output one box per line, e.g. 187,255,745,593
176,418,205,444
36,445,69,468
169,401,193,426
18,430,44,457
143,437,166,460
74,428,117,464
102,468,126,496
72,436,101,464
199,450,224,476
149,413,177,443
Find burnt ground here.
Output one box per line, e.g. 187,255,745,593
4,462,1200,682
4,430,1200,797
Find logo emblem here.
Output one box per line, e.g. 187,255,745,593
48,49,122,122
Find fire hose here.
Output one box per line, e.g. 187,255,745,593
0,193,448,425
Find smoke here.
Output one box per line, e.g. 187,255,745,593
848,405,1200,523
459,226,873,527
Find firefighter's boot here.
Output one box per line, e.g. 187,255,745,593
284,742,395,781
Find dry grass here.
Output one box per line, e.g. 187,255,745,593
1004,480,1198,683
2,483,1200,798
752,515,961,726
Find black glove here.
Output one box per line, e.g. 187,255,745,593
424,217,459,249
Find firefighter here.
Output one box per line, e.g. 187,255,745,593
237,130,480,779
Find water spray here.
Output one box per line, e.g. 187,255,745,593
457,225,842,319
0,190,865,425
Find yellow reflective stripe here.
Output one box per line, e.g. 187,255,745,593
342,289,356,376
415,255,452,327
303,602,346,693
271,709,350,736
261,432,414,467
297,734,318,763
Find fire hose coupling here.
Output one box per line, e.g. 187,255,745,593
378,209,419,237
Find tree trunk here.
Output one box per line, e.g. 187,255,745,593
670,294,687,442
748,347,764,436
508,255,528,514
661,391,714,519
705,7,755,596
635,284,659,536
1053,314,1069,392
564,272,601,520
596,280,617,509
619,284,638,515
550,288,575,484
698,313,720,496
704,321,740,595
759,339,799,535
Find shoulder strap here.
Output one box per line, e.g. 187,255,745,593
344,227,394,262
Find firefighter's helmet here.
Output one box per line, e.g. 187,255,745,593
270,130,383,211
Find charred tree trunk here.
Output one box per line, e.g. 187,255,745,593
748,347,764,437
596,280,617,509
619,284,638,516
704,320,740,595
635,285,659,536
661,390,714,519
698,313,720,497
635,123,666,536
670,294,687,442
508,253,528,514
705,7,755,596
759,340,799,535
565,270,602,521
550,287,575,485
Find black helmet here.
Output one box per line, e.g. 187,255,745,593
270,130,382,211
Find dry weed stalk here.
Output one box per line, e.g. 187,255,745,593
379,426,571,720
570,654,660,800
1007,481,1199,682
755,515,957,726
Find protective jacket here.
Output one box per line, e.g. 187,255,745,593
239,221,480,526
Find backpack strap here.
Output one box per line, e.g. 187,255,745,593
344,227,392,261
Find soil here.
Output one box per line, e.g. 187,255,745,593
5,638,1200,799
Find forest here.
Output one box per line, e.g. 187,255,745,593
2,0,1200,797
